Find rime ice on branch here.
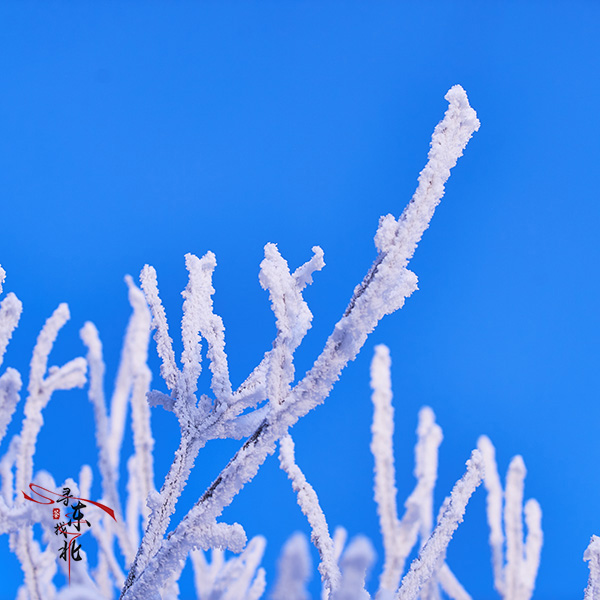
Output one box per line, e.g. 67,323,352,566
270,532,312,600
279,344,482,599
585,536,600,600
0,266,89,600
0,272,161,599
0,268,22,449
477,436,543,600
370,345,476,600
279,434,340,596
120,84,480,600
0,86,502,599
0,84,561,599
396,451,483,600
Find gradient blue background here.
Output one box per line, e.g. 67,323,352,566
0,2,599,598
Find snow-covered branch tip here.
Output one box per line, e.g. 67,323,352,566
349,85,479,317
0,274,23,447
585,536,600,600
370,344,400,594
271,532,312,600
379,85,479,258
335,536,376,600
477,436,543,600
279,434,340,596
370,346,472,600
397,450,484,600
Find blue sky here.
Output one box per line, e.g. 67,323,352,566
1,2,599,598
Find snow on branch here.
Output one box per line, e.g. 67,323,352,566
271,532,312,600
371,344,458,599
0,87,529,600
523,498,542,598
122,277,155,528
80,273,156,567
334,536,376,600
121,242,328,596
119,85,480,599
215,535,266,599
0,280,21,474
0,299,87,600
0,280,22,467
0,369,21,447
0,270,22,445
289,85,479,431
279,434,341,596
585,536,600,600
17,303,87,496
0,80,575,600
294,246,325,290
259,244,323,407
80,320,135,564
477,436,542,600
370,344,401,594
189,534,263,600
373,87,479,261
183,252,232,406
396,450,484,600
408,406,443,547
0,291,22,367
140,265,180,394
477,435,504,594
224,244,324,422
190,547,224,600
505,455,526,599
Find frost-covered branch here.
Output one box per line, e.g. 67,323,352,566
505,455,526,599
0,285,23,461
190,535,265,600
140,265,180,395
405,406,443,550
0,368,22,448
0,290,22,368
183,252,232,405
259,244,323,408
80,274,155,569
122,278,155,529
334,536,376,600
16,303,87,497
477,436,542,600
396,450,484,600
1,302,87,600
0,86,494,600
522,499,542,598
585,536,600,600
123,242,327,594
370,344,401,594
0,272,27,535
270,532,312,600
279,434,340,596
477,435,504,594
120,85,479,599
371,345,464,600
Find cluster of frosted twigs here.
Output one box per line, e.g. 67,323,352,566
1,86,594,599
